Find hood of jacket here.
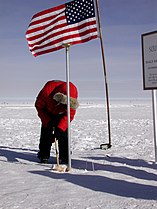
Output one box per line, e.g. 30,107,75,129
49,81,79,110
53,92,79,110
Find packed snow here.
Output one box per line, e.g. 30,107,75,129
0,99,157,209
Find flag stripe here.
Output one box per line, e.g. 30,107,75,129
33,33,98,57
29,26,98,51
30,4,65,23
33,32,98,54
26,17,66,40
26,0,98,57
28,19,97,47
26,13,65,35
26,22,67,42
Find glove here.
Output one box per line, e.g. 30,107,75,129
47,121,55,142
54,127,67,140
47,120,55,130
47,116,60,129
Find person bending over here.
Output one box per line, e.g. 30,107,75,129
35,80,79,163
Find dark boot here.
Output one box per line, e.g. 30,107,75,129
37,151,49,163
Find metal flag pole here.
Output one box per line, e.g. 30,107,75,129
63,43,72,170
152,90,157,162
95,0,111,149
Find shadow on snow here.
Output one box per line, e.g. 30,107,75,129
0,146,157,200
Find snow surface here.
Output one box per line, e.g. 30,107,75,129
0,99,157,209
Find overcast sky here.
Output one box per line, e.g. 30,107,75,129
0,0,157,100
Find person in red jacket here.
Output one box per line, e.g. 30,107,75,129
35,80,79,163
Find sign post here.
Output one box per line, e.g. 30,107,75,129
152,90,157,162
141,30,157,162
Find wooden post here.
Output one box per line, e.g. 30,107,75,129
95,0,111,149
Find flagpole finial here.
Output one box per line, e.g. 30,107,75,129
62,43,71,48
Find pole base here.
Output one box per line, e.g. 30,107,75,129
100,143,112,150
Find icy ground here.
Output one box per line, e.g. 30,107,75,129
0,99,157,209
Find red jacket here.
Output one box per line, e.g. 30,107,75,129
35,80,78,132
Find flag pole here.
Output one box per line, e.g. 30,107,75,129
95,0,112,149
63,43,72,170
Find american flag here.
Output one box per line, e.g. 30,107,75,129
26,0,98,57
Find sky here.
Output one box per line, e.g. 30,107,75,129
0,0,157,101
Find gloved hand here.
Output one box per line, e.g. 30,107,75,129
54,127,67,140
47,121,55,140
47,120,55,130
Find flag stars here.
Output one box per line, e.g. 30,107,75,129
65,0,95,25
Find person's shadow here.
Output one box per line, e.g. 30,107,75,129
1,146,157,200
0,146,39,163
30,168,157,200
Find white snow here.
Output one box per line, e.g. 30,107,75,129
0,99,157,209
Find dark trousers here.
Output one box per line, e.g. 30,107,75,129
39,125,68,160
